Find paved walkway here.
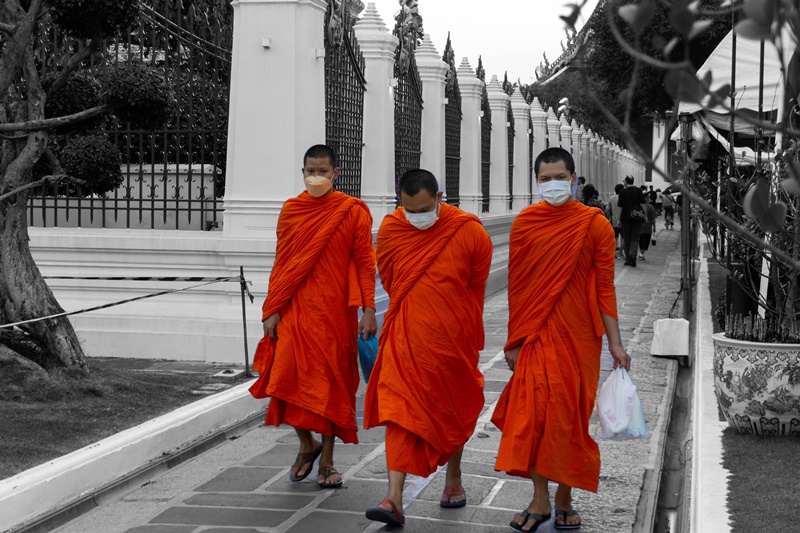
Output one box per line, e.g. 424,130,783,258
54,225,684,533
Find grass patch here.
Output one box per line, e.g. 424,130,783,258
721,427,800,531
0,359,248,480
707,252,800,532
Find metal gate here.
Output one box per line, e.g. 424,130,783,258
393,7,424,200
477,58,490,213
28,0,232,231
324,0,366,198
443,36,461,206
507,104,514,210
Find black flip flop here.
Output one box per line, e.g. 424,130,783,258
366,498,405,526
553,508,582,530
317,465,343,488
288,444,322,482
509,510,551,532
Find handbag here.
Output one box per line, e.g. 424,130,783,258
630,204,647,223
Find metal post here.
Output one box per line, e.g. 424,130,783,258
679,113,694,319
726,10,737,316
240,266,252,377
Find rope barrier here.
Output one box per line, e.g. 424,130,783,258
1,269,256,375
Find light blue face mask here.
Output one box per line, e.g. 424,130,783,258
538,180,572,206
405,204,439,230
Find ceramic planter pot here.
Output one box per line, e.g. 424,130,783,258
712,333,800,436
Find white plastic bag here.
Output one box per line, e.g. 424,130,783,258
596,368,636,435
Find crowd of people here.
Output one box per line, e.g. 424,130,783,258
249,145,630,532
578,178,678,267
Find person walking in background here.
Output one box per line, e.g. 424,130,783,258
647,185,657,207
493,147,631,532
364,169,492,527
249,144,377,489
574,176,586,201
606,183,624,258
638,199,656,261
618,175,645,267
662,192,675,229
581,183,605,212
655,188,664,216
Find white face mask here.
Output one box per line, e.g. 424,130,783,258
405,205,439,230
538,180,573,206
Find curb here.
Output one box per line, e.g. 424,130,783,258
632,234,681,533
1,380,267,533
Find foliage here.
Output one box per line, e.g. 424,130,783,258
49,0,140,39
99,63,174,130
43,72,104,133
59,134,123,196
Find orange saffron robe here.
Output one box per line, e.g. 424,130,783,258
249,190,376,444
364,203,492,477
491,200,617,492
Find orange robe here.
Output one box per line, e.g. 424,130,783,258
364,203,492,477
491,201,617,492
249,190,375,444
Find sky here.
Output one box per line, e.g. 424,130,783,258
367,0,602,86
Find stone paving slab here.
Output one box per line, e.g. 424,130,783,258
52,225,682,533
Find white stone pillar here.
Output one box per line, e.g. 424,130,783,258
457,57,484,215
416,34,448,195
222,0,327,238
530,98,547,203
547,108,560,148
486,75,510,214
571,120,583,177
598,139,608,194
579,125,590,183
588,130,598,190
354,4,399,227
559,114,572,153
510,89,530,211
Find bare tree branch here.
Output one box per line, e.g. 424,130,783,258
0,22,14,34
0,173,81,203
0,103,115,132
46,40,101,96
0,132,27,140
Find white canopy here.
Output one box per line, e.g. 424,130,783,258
678,28,794,133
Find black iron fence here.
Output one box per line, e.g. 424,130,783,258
444,38,461,206
324,1,366,199
507,105,514,210
480,88,491,213
28,0,232,231
529,116,534,203
394,55,423,200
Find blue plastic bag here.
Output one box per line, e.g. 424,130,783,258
358,334,379,383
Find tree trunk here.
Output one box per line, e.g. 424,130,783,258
0,190,88,372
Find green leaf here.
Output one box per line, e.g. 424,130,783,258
780,178,800,195
618,0,656,36
735,19,772,40
759,202,788,233
743,179,770,219
688,19,713,40
670,5,696,36
743,0,777,28
664,69,706,103
664,36,681,57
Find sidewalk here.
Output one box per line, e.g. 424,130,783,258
53,226,683,533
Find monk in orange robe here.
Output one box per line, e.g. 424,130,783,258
249,144,377,488
364,169,492,527
492,148,631,532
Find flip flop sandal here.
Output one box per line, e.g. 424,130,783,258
509,510,551,532
366,498,405,526
288,444,322,482
554,508,582,530
440,485,467,508
317,465,343,488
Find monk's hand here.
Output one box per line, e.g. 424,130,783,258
263,312,281,340
359,307,377,340
504,345,521,372
609,343,631,371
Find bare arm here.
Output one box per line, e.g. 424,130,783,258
601,313,631,371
